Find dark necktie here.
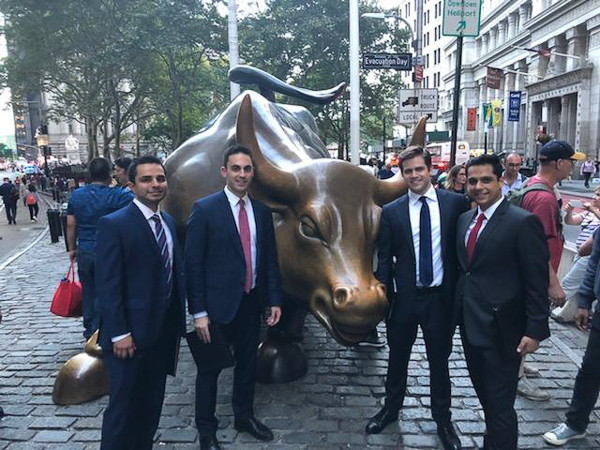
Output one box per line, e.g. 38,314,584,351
419,196,433,286
151,214,172,296
466,213,486,264
238,199,253,293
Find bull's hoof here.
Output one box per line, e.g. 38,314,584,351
256,334,308,384
52,331,109,405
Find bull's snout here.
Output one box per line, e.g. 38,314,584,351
332,283,387,313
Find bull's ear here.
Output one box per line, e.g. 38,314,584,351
236,94,299,211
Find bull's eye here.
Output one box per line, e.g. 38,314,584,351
299,218,323,242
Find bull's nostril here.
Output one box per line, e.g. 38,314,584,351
333,286,351,309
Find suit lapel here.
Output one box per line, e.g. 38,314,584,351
219,191,245,260
396,195,415,260
457,209,476,270
128,203,161,259
436,190,451,260
470,199,509,265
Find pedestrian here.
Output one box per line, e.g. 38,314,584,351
114,157,133,188
552,189,600,323
66,157,133,340
444,164,467,194
185,145,283,450
25,184,39,222
16,178,26,207
456,154,550,450
96,155,186,450
378,161,395,180
501,152,527,196
517,139,585,400
543,226,600,446
6,179,18,225
581,157,595,189
40,174,47,192
366,144,469,450
0,177,16,224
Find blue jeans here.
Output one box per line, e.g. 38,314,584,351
77,250,98,340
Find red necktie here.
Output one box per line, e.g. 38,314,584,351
238,199,253,293
466,213,486,264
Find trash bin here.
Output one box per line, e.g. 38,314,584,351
47,209,61,243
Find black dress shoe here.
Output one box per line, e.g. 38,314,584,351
0,406,4,418
437,421,461,450
234,416,274,441
365,406,399,434
199,434,221,450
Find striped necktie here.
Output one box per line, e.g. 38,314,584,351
151,214,172,296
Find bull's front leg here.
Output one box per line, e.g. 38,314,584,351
256,296,308,383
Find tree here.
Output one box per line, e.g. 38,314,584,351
239,0,409,159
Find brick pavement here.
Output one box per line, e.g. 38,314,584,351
1,237,600,449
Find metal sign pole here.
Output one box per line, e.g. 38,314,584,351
450,35,463,168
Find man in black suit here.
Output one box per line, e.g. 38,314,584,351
456,154,550,450
185,145,283,450
366,146,469,450
96,156,187,450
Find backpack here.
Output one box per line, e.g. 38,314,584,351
507,182,562,233
25,193,37,206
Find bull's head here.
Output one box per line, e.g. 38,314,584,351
236,95,424,345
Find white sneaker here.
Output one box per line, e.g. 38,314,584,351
517,377,550,401
543,423,586,446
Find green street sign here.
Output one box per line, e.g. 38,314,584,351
442,0,483,37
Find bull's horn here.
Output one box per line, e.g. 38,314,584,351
373,172,407,207
408,115,428,148
236,94,298,201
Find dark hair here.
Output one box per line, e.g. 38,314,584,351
28,184,36,193
89,157,111,182
128,155,166,183
398,147,431,170
465,154,503,180
223,145,253,168
114,157,133,171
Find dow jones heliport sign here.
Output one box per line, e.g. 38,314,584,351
442,0,483,37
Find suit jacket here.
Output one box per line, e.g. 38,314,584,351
96,203,187,354
184,191,283,324
577,228,600,330
454,199,550,350
376,188,470,323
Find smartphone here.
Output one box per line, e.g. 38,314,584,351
569,200,583,208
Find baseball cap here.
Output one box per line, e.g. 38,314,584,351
539,140,585,161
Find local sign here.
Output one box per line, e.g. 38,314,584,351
442,0,483,37
398,89,438,124
362,53,412,70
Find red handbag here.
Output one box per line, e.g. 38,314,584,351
50,262,83,317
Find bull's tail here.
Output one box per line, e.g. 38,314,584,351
228,65,345,105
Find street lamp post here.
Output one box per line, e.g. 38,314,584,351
349,0,360,165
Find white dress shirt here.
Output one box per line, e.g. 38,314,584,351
112,198,174,343
408,185,443,287
194,186,258,319
464,195,505,246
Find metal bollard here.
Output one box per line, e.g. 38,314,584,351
47,209,61,243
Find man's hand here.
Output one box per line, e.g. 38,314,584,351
575,308,590,331
564,202,574,213
516,336,540,355
68,250,76,264
194,316,211,343
548,282,566,307
266,306,282,327
113,336,135,359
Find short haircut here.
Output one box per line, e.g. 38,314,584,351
128,155,166,183
89,157,111,182
398,147,431,170
223,145,253,168
114,157,133,171
465,154,503,180
505,152,522,162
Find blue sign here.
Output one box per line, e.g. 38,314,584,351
508,91,522,122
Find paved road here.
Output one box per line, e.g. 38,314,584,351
0,236,599,448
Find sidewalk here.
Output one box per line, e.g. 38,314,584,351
558,179,600,198
0,237,599,449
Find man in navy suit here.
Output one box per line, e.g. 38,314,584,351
96,155,186,450
185,145,283,450
366,147,470,450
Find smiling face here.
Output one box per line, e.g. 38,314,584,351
221,152,254,197
466,163,503,211
132,163,167,210
400,155,431,195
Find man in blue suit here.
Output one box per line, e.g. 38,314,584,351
96,155,187,450
185,145,283,450
366,147,470,450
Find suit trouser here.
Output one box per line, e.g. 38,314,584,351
195,290,261,436
384,290,453,423
77,250,99,340
566,326,600,433
461,328,521,450
100,302,180,450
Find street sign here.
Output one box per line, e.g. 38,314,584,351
442,0,483,37
486,67,504,89
362,53,412,70
398,89,439,124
